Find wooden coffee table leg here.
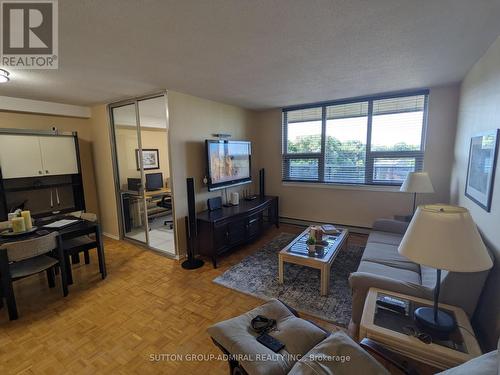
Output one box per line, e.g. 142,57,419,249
320,265,330,296
278,256,284,284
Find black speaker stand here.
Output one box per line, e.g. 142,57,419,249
183,211,204,270
182,258,204,269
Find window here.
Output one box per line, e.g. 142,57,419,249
282,91,428,185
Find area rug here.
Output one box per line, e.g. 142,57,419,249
213,233,364,327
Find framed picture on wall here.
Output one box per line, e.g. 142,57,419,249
136,149,160,170
465,129,499,212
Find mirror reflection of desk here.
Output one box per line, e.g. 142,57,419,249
121,188,172,233
144,187,171,199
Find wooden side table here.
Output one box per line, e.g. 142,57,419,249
360,288,482,370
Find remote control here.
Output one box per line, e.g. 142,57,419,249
256,333,285,352
376,295,407,315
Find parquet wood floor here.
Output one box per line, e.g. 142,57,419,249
0,224,367,375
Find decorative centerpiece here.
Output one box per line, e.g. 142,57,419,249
11,217,26,233
21,210,33,230
312,226,329,246
1,209,37,237
312,226,323,242
306,235,316,256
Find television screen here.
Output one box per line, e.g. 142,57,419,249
206,140,251,191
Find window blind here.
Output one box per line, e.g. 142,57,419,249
325,102,368,183
282,91,428,185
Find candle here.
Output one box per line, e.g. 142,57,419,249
21,211,33,230
11,217,26,233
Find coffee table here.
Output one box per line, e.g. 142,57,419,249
278,226,348,296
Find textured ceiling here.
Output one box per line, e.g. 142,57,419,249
1,0,500,109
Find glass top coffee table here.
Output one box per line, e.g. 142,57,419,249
278,226,349,296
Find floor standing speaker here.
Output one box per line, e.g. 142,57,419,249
182,177,204,270
259,168,265,197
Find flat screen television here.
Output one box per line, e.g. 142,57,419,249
206,140,251,191
145,172,163,191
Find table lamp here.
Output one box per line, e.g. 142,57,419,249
400,172,434,214
398,204,493,335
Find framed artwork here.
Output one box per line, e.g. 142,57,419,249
136,148,160,170
465,129,499,212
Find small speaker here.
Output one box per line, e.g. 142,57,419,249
183,177,204,270
259,168,265,197
207,196,222,211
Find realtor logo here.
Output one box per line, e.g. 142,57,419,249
1,0,58,69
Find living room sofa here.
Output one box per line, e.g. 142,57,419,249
348,219,492,325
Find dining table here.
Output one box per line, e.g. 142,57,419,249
0,216,107,282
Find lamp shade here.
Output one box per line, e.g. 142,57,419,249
400,172,434,193
398,204,493,272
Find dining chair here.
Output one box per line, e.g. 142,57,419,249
0,232,68,320
64,212,101,284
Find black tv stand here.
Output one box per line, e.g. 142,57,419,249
196,196,279,268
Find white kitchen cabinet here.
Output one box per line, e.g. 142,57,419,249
38,136,79,176
0,134,44,178
0,134,79,179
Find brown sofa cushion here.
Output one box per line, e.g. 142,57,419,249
437,348,498,375
356,261,421,284
207,299,328,375
372,219,409,234
361,242,420,272
289,331,390,375
367,231,404,247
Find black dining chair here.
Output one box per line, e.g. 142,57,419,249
0,232,68,320
63,212,105,284
67,212,98,265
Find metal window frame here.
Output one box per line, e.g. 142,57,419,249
282,89,429,186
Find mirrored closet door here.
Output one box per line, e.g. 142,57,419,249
109,93,176,256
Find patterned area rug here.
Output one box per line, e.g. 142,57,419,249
213,233,364,327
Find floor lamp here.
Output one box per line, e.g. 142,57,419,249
400,172,434,215
398,204,493,336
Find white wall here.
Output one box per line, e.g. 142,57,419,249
450,36,500,351
167,91,256,254
87,93,256,252
253,85,460,228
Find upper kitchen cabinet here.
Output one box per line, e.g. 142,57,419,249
38,136,79,176
0,135,44,179
0,134,79,179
